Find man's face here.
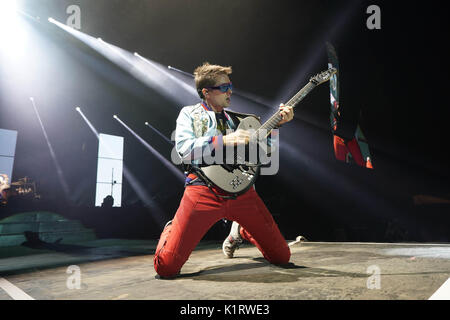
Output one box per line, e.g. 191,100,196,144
205,74,232,109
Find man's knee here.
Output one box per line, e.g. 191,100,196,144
269,245,291,265
153,250,183,278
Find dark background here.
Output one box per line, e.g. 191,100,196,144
1,0,449,242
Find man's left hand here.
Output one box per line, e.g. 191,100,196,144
278,104,294,126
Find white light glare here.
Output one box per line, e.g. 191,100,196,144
0,1,17,22
113,115,118,119
75,107,81,111
0,0,26,54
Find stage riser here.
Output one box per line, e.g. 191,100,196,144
0,231,96,247
0,221,85,234
0,211,96,247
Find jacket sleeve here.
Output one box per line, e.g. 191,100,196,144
175,108,223,164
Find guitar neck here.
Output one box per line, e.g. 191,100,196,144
258,81,317,133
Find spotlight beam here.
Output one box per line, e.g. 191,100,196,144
167,65,193,77
46,20,197,106
121,166,166,228
113,115,184,182
29,97,71,200
98,38,136,67
76,107,100,137
144,122,174,146
134,53,198,97
274,2,357,104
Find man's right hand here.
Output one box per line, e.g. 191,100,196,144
223,129,251,146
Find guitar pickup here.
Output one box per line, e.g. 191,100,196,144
221,164,235,173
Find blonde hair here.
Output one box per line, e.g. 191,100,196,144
193,62,232,98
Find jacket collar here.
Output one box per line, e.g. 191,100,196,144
201,101,212,111
201,101,230,120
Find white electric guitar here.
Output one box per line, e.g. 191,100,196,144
194,68,337,198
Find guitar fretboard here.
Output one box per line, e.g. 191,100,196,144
257,81,317,136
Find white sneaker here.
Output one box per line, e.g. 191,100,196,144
222,222,243,258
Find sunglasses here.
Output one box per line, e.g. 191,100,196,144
206,82,233,93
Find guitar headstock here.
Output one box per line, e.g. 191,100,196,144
310,67,337,85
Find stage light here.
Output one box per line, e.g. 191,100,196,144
113,115,118,119
29,97,34,101
48,17,55,23
75,107,81,111
145,122,149,125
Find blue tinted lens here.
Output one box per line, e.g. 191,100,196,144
219,83,232,92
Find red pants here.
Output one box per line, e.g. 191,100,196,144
153,185,291,277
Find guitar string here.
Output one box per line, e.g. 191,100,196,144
258,81,316,135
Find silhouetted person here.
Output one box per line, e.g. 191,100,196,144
101,195,114,208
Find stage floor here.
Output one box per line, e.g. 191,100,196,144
0,239,449,300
